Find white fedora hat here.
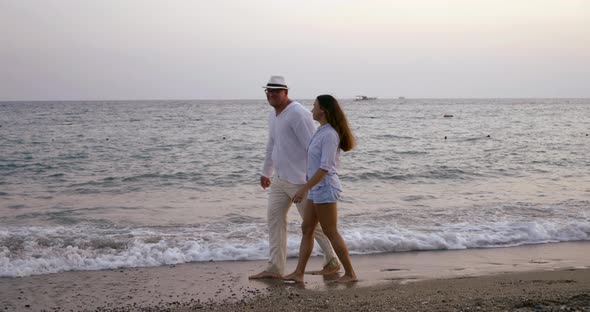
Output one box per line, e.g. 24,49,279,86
262,75,289,89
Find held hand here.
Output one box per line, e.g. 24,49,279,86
292,188,306,203
260,176,271,189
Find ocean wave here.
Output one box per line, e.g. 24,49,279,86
121,172,191,182
394,150,428,155
1,220,588,277
345,220,590,253
375,134,414,140
63,171,242,192
0,163,56,171
345,167,484,182
0,225,269,277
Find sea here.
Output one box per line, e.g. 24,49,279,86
1,98,589,277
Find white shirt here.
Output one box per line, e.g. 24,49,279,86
262,101,315,184
307,124,341,191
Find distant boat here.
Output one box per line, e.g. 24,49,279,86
354,95,377,101
398,96,406,100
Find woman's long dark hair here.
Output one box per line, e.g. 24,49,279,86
316,94,356,152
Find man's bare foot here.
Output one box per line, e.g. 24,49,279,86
309,258,340,275
248,271,282,279
282,272,304,283
335,274,358,283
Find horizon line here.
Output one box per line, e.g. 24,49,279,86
1,97,589,103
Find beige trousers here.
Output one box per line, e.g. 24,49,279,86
265,177,337,275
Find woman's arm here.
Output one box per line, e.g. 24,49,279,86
292,168,328,203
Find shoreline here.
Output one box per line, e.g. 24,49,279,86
1,241,590,311
199,268,590,312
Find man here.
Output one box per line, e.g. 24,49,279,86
249,76,340,279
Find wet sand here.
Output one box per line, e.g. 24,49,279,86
1,242,589,311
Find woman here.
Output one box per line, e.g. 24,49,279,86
283,94,357,283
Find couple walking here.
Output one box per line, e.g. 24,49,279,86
249,76,357,283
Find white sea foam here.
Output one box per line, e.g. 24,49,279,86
1,220,589,277
344,220,590,254
0,227,270,277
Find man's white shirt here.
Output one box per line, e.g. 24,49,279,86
262,101,315,185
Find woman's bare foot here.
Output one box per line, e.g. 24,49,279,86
282,272,304,283
309,258,340,275
248,271,282,279
335,274,358,283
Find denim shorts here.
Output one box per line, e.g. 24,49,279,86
307,185,341,204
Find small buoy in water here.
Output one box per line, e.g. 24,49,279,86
444,136,447,140
223,137,226,140
443,114,453,118
486,135,490,138
106,138,109,140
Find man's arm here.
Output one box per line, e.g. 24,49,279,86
293,109,316,150
260,114,274,188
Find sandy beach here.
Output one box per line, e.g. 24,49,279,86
1,241,589,311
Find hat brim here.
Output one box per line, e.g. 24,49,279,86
262,85,289,90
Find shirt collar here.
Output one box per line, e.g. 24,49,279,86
277,101,297,116
317,123,331,131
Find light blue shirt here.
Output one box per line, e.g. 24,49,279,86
307,124,341,191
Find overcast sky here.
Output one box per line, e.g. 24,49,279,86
1,0,589,100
